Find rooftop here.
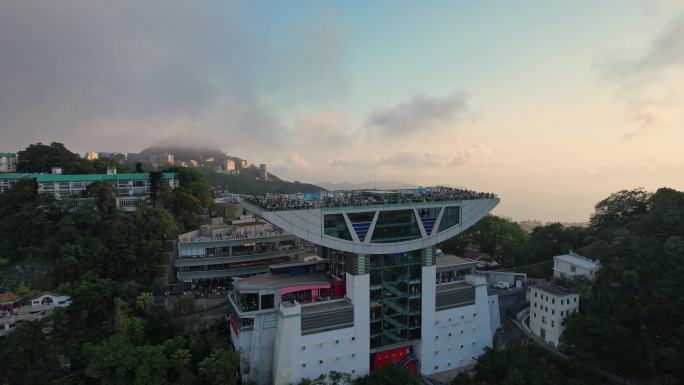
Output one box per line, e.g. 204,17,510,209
436,281,473,293
232,273,330,291
555,252,599,270
300,299,353,315
178,219,289,243
535,283,577,297
0,172,177,182
436,254,477,268
243,186,497,211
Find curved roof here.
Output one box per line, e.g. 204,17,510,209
241,197,499,254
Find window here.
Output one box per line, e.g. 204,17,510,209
535,292,538,298
260,294,274,310
570,266,576,273
552,299,555,304
347,212,375,241
551,310,555,315
438,206,461,231
551,321,555,327
371,210,421,243
323,214,353,241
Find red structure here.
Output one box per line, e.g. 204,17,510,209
329,279,346,297
371,345,416,371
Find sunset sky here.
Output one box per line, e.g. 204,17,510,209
1,1,683,222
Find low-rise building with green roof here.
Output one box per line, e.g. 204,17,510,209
0,169,178,210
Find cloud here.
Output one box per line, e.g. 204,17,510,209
366,93,470,136
0,1,347,154
291,110,352,147
599,14,684,138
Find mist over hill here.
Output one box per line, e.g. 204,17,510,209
135,142,324,194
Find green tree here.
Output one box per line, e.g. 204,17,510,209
197,349,240,385
16,142,81,173
355,365,421,385
0,321,57,376
441,215,529,266
84,334,170,385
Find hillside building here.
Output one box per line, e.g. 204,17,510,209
149,152,175,170
233,187,500,384
0,171,178,210
176,216,305,289
259,163,268,180
529,283,578,347
553,252,600,280
0,152,17,172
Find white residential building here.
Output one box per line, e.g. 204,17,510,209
529,284,578,347
0,152,17,172
553,252,600,280
85,152,99,160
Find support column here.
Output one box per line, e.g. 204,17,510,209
418,247,437,374
346,253,371,378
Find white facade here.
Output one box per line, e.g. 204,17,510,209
0,153,17,172
31,293,72,307
242,198,499,255
418,274,496,375
272,274,370,385
85,151,99,160
553,252,600,280
529,285,579,347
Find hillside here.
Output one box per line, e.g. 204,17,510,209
136,143,324,194
204,167,323,194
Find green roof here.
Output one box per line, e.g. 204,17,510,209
0,172,177,182
0,152,16,157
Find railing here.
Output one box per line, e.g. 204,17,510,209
242,194,498,212
180,229,288,243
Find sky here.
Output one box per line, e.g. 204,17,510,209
1,0,683,222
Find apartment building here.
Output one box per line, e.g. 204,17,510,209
529,283,579,347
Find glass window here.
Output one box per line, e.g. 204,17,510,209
348,212,375,241
260,294,274,310
323,214,352,241
438,206,461,232
371,210,421,243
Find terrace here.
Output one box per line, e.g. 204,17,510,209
228,270,345,315
242,187,497,212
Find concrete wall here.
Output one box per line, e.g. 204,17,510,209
529,288,579,347
270,273,370,385
420,275,494,375
553,258,598,279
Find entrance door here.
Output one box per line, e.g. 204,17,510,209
540,328,546,339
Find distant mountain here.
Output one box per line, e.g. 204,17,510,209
317,180,420,191
136,142,240,166
136,142,324,194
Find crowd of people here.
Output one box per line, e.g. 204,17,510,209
244,187,497,211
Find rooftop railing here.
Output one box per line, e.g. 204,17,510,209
243,190,497,212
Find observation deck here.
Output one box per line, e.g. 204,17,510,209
240,187,499,254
